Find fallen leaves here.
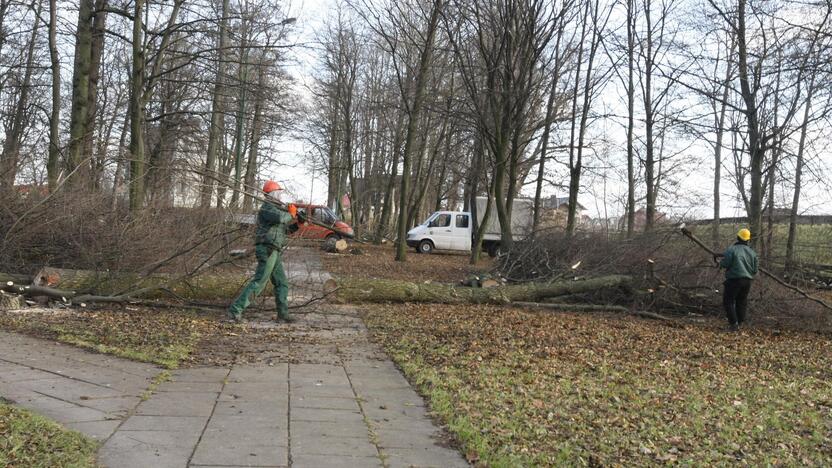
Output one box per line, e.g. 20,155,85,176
364,303,832,466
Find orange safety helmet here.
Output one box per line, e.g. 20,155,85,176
262,180,282,193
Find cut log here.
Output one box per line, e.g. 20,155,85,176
322,238,348,253
329,275,632,305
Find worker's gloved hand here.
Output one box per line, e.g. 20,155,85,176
297,211,307,225
712,254,720,265
288,204,297,217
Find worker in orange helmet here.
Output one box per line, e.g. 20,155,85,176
227,180,304,323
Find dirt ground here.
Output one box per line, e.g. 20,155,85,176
321,242,494,283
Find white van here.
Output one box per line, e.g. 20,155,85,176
405,197,533,256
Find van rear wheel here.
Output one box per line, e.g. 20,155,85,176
486,242,500,258
418,240,434,254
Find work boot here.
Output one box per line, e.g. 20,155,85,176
276,315,297,323
224,312,243,324
728,323,739,332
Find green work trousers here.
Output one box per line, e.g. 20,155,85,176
228,244,289,319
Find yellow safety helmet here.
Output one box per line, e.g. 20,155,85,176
737,228,751,241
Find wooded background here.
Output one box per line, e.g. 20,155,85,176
0,0,830,268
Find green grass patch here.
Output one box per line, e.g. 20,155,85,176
0,307,223,369
365,304,832,466
0,402,97,468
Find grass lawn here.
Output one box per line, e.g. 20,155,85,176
364,304,832,466
0,307,224,368
0,402,97,468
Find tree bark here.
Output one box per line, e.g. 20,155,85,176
327,275,632,305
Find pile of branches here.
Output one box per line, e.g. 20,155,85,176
497,228,832,329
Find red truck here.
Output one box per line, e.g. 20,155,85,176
292,203,354,240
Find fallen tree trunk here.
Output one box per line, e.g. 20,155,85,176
31,267,271,301
325,275,632,305
0,272,31,284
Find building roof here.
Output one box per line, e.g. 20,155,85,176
543,195,586,211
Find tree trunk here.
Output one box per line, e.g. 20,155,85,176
128,0,146,211
243,64,266,213
395,0,443,262
201,0,231,208
786,78,815,271
736,0,763,245
625,0,636,237
66,0,95,187
47,0,61,190
643,1,656,232
81,0,108,190
0,0,41,189
327,275,632,305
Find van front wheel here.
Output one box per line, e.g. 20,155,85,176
418,240,434,254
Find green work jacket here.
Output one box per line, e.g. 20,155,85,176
254,202,294,250
720,242,759,280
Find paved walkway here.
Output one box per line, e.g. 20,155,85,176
0,247,468,468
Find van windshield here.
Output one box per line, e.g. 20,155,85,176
421,213,438,226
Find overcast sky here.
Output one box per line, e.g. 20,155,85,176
265,0,832,222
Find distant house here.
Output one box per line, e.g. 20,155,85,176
539,195,590,228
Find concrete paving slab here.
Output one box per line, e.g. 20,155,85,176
212,400,286,418
227,365,288,383
291,395,361,411
135,391,218,417
291,454,383,468
291,436,379,457
191,443,288,467
64,419,122,440
21,396,113,423
290,407,365,423
383,447,470,468
292,420,371,439
118,415,208,432
97,448,190,468
169,367,230,382
157,380,224,393
23,377,125,400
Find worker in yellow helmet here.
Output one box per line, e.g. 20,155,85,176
715,228,758,331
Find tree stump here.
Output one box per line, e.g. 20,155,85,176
323,238,348,253
0,291,23,310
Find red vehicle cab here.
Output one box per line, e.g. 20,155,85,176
293,203,354,240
